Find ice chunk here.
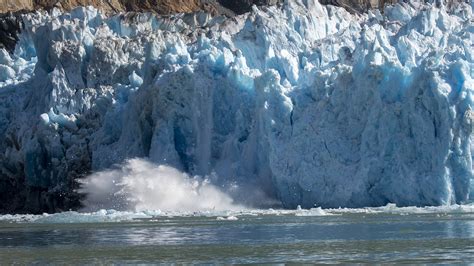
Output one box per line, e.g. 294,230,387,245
128,71,143,87
46,108,78,130
0,65,15,82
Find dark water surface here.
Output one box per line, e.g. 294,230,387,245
1,208,474,263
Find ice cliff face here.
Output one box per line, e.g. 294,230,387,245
0,0,473,213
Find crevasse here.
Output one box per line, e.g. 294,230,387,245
0,0,473,212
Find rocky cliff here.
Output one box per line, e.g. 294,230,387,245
1,0,261,14
1,0,465,14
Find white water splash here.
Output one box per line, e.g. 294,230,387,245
78,159,242,212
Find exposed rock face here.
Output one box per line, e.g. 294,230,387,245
0,0,413,14
218,0,280,14
319,0,387,13
0,0,225,14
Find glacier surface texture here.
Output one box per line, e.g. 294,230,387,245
0,0,473,212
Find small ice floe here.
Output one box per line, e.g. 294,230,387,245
216,216,239,221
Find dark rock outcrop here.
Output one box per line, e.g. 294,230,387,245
218,0,280,14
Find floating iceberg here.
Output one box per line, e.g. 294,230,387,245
0,0,473,212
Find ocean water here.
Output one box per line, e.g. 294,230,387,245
1,205,474,263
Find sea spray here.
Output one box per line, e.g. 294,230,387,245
79,159,242,212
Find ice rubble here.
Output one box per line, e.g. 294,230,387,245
4,204,474,224
0,0,473,211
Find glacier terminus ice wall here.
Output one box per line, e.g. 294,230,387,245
0,0,473,213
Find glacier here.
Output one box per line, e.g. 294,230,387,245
0,0,473,213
